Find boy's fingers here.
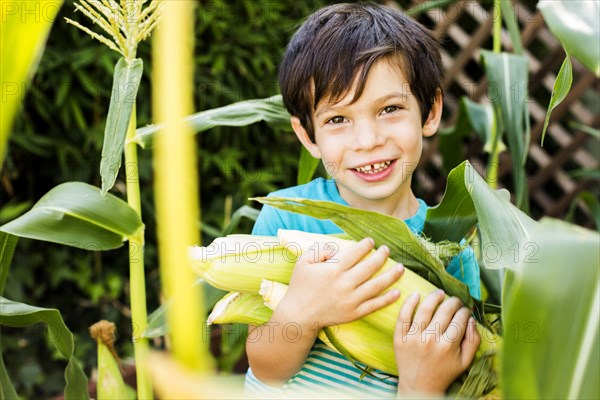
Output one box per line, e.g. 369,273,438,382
355,287,400,318
460,317,480,368
396,292,420,337
441,306,471,344
429,296,463,333
348,244,391,284
297,242,326,265
355,263,403,298
412,289,445,328
297,240,347,265
333,237,375,270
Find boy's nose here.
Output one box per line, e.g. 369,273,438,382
351,119,385,151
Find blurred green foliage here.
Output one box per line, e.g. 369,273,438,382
1,0,325,397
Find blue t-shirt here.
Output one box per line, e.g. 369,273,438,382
245,178,481,397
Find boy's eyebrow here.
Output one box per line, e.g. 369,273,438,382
315,91,410,118
376,91,410,104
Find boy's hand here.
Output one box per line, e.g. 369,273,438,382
394,290,480,395
276,237,404,329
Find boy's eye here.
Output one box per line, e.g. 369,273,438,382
327,116,346,124
382,105,401,114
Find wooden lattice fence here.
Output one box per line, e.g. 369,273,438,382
392,0,599,229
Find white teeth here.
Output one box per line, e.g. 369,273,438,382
355,160,392,174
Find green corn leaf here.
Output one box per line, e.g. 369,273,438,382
465,99,501,155
480,50,530,209
569,168,600,180
142,281,226,338
0,231,19,398
500,0,523,55
427,161,537,270
253,196,473,308
222,205,259,236
0,200,33,225
539,0,600,77
565,191,600,230
0,182,143,250
568,121,600,138
0,297,89,400
144,301,170,339
503,219,600,399
541,55,573,146
0,348,18,400
131,95,291,149
464,162,537,271
0,0,63,167
424,162,477,243
297,146,320,185
100,57,144,194
0,232,18,296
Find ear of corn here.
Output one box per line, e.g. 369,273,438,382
277,230,485,341
192,229,502,397
189,235,297,293
90,321,136,400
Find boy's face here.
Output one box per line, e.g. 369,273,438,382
292,59,442,215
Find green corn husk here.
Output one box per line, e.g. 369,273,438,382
207,291,272,326
89,321,136,400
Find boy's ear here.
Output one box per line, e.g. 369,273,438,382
422,89,443,137
291,116,321,159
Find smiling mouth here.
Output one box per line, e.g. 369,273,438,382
354,160,393,174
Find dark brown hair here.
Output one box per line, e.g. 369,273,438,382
278,3,444,140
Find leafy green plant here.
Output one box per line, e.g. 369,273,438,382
503,219,599,398
538,0,600,144
0,298,89,399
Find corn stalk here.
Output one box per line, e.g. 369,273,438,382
65,1,163,397
485,0,502,189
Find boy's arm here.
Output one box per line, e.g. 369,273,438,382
245,306,319,384
246,238,405,384
393,290,480,395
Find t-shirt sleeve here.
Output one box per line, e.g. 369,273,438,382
244,368,285,395
446,242,481,300
251,203,287,236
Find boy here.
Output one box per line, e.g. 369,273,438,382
245,3,481,397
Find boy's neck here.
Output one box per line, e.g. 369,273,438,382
336,183,421,220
